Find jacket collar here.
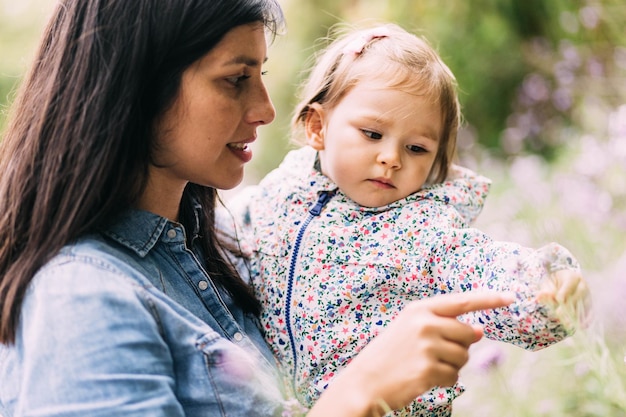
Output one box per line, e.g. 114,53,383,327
283,146,491,222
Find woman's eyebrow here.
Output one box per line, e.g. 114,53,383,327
224,55,269,67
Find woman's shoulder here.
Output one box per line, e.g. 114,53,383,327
26,235,213,345
33,235,155,297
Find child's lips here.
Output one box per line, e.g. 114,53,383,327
369,177,395,188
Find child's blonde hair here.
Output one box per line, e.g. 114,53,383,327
292,23,460,184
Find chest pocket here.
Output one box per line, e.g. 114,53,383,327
176,332,282,417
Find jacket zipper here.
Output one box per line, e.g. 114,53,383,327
285,190,335,388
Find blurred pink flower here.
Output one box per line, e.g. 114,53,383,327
472,343,506,373
579,6,600,29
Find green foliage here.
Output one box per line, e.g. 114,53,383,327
0,2,50,134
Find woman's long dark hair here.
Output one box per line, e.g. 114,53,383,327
0,0,284,344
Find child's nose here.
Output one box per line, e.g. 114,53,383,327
377,146,401,169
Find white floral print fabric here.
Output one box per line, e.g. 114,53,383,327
228,146,578,416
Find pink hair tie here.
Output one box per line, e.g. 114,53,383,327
342,27,392,56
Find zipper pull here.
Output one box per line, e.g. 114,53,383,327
309,191,335,216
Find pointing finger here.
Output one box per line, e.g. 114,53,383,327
427,292,515,318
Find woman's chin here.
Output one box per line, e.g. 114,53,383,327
209,175,244,191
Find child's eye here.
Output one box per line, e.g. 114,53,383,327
362,129,382,140
407,144,428,154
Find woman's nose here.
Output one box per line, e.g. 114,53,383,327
248,82,276,126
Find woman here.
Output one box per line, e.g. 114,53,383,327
0,0,512,416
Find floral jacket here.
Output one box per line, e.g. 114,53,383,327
229,146,578,416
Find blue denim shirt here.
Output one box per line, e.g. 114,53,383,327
0,209,284,416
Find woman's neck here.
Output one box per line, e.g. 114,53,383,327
136,168,186,221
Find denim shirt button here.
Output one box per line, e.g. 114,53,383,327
198,280,209,291
233,332,244,342
167,229,177,239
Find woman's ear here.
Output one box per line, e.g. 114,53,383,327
304,103,326,150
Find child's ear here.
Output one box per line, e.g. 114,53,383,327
304,103,326,150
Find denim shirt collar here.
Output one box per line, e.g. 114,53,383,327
101,207,201,258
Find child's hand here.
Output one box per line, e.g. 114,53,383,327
537,269,592,329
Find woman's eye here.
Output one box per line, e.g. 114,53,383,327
362,129,382,140
407,144,428,154
226,74,251,86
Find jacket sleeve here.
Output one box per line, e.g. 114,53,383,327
434,227,580,351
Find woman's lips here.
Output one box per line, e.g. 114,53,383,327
227,141,253,163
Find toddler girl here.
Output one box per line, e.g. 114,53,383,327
228,23,589,416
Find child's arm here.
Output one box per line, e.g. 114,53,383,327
438,230,589,350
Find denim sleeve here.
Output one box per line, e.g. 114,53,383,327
14,257,184,416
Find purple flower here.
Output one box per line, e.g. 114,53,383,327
473,343,506,372
281,398,308,417
579,6,600,29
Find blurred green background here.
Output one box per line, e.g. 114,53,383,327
1,1,625,416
